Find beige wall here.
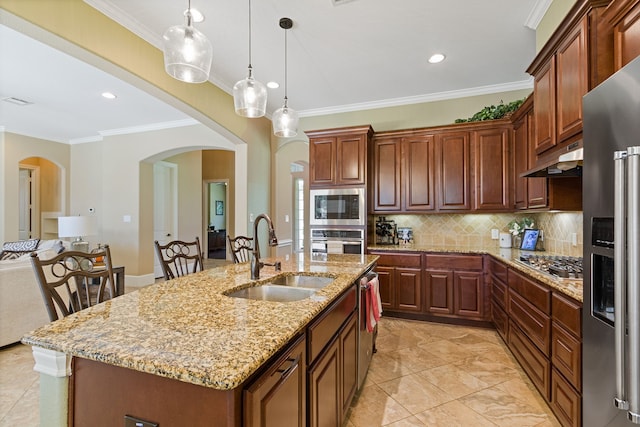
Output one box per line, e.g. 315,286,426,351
20,156,61,212
164,151,204,244
536,0,577,51
203,150,235,238
0,132,69,243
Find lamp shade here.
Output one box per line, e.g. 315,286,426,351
162,22,213,83
272,104,299,137
233,72,267,117
58,216,98,239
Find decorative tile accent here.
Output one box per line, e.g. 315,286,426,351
377,212,583,257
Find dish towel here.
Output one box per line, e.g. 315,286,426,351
366,276,382,332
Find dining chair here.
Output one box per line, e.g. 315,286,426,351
227,235,253,264
154,237,204,280
30,245,117,321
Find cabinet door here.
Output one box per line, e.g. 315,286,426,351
533,58,556,155
513,115,528,210
308,337,341,427
436,131,471,211
613,0,640,70
425,269,453,314
454,271,485,319
340,314,358,417
472,127,510,211
403,135,436,211
336,134,365,186
310,137,336,186
375,266,394,310
245,335,306,427
372,138,401,211
395,268,422,312
555,17,588,144
526,108,548,208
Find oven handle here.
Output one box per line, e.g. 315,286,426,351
360,272,378,290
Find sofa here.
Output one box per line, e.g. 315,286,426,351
0,239,66,347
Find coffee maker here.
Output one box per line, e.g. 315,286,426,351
375,217,398,245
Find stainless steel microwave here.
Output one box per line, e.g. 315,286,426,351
309,187,366,226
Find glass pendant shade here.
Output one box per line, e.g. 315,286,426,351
233,68,267,117
272,100,299,137
163,18,213,83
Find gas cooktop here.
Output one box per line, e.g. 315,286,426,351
515,254,583,280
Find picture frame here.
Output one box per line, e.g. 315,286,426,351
215,200,224,216
520,229,540,251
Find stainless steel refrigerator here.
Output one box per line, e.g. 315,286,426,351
583,55,640,426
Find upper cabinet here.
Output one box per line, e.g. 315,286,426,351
371,120,512,214
307,125,373,188
527,0,613,162
603,0,640,70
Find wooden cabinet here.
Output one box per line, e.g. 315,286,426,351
307,125,373,188
424,254,487,321
527,0,613,160
371,131,436,213
369,251,422,313
245,334,306,427
604,0,640,70
472,125,511,211
306,285,358,427
436,131,471,211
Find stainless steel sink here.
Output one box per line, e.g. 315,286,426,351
267,274,335,289
226,285,317,302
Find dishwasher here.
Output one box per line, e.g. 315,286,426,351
357,269,378,390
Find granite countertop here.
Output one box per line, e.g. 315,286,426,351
368,244,583,302
21,253,378,391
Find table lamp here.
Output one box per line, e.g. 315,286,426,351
58,216,98,252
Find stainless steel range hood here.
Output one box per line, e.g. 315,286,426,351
521,140,583,178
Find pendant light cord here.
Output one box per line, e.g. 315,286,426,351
186,0,192,26
248,0,253,70
283,24,288,103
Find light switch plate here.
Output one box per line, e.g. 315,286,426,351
491,229,499,239
124,415,158,427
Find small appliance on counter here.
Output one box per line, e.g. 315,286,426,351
499,232,512,248
375,217,397,245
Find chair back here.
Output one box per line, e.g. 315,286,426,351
154,237,204,280
228,235,253,263
30,245,117,322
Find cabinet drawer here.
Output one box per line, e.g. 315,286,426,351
552,293,582,339
508,291,551,355
491,275,508,309
508,269,551,314
508,320,551,401
551,323,581,391
492,299,508,341
489,257,508,283
425,254,483,271
369,252,422,268
550,368,581,427
307,285,356,364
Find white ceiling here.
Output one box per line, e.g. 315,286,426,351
0,0,544,144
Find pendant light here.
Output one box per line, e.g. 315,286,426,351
272,18,299,137
233,0,267,117
162,0,213,83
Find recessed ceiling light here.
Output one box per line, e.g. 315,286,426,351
101,92,117,99
184,8,204,23
267,81,280,89
428,53,446,64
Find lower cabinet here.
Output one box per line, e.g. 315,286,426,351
308,312,358,427
369,252,422,313
245,334,306,427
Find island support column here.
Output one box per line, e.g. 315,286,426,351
31,347,72,427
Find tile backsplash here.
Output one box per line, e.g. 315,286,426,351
376,212,583,257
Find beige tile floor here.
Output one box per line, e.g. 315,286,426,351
0,260,561,426
0,317,561,427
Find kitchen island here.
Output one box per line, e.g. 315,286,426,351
22,253,378,427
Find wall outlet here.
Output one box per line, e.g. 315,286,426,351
491,229,499,239
571,232,578,246
123,215,131,223
249,213,254,222
285,214,290,223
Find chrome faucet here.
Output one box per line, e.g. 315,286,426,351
251,213,281,280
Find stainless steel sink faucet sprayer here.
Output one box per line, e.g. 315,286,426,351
251,213,281,279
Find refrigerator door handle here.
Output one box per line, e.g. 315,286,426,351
614,150,628,411
627,146,640,424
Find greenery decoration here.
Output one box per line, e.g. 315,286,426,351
507,217,535,236
455,98,525,123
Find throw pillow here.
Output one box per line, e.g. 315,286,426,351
0,250,30,260
2,238,40,252
52,240,65,254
